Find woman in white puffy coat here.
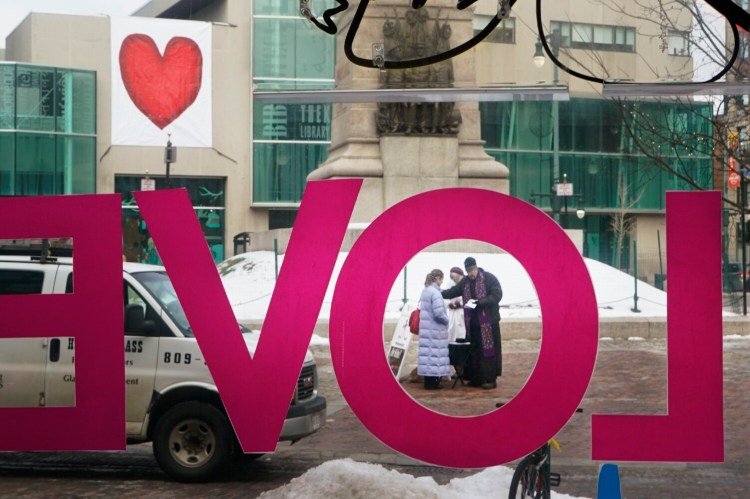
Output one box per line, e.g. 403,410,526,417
417,269,451,390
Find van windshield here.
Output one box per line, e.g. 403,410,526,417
132,271,193,337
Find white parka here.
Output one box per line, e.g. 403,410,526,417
417,283,451,377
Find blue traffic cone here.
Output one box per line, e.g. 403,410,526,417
597,463,622,499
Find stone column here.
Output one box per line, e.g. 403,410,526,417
308,0,509,223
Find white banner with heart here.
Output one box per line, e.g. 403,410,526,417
111,17,212,148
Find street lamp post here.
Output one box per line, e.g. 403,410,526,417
164,133,177,188
534,31,560,84
738,148,750,315
534,30,561,185
742,168,747,316
531,173,585,229
554,173,583,228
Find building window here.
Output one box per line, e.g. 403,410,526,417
252,140,329,203
9,66,96,134
269,210,298,230
550,21,636,53
740,126,749,150
116,176,226,264
473,16,515,44
252,14,335,89
0,63,96,196
667,30,690,56
252,103,331,204
741,37,750,59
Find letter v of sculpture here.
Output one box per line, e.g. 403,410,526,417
134,180,361,452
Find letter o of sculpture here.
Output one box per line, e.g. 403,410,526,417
329,188,598,467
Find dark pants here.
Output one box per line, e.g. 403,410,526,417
424,376,442,389
465,322,502,385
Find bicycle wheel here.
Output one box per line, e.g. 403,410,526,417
508,453,550,499
509,454,537,498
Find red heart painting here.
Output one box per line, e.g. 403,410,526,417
119,34,203,129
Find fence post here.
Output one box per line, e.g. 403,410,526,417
274,238,279,281
402,266,408,309
631,239,640,313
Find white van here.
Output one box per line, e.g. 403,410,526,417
0,253,326,482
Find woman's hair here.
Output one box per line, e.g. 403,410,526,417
424,269,444,286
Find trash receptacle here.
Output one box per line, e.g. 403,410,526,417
233,232,251,256
654,273,666,291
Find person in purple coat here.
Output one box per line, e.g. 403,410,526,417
441,257,503,389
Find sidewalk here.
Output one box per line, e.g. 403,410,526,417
275,336,750,498
0,336,744,498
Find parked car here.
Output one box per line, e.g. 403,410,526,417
722,262,749,292
0,253,326,482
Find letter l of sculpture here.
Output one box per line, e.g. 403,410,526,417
592,191,724,462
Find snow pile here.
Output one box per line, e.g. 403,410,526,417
258,458,586,498
219,251,677,322
723,334,750,349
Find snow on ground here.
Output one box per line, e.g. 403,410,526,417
723,334,750,349
219,250,687,323
258,458,583,499
219,253,748,499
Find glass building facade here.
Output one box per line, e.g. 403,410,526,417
0,63,96,196
481,98,714,263
252,1,334,222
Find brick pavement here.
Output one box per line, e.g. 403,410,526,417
0,336,746,498
278,336,750,498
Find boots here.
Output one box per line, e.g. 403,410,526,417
424,376,443,390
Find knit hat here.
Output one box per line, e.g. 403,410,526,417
464,257,477,271
450,266,464,276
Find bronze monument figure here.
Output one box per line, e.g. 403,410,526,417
375,10,461,136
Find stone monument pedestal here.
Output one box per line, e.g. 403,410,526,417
348,135,508,222
308,0,509,226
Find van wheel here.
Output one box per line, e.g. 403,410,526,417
153,401,234,482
